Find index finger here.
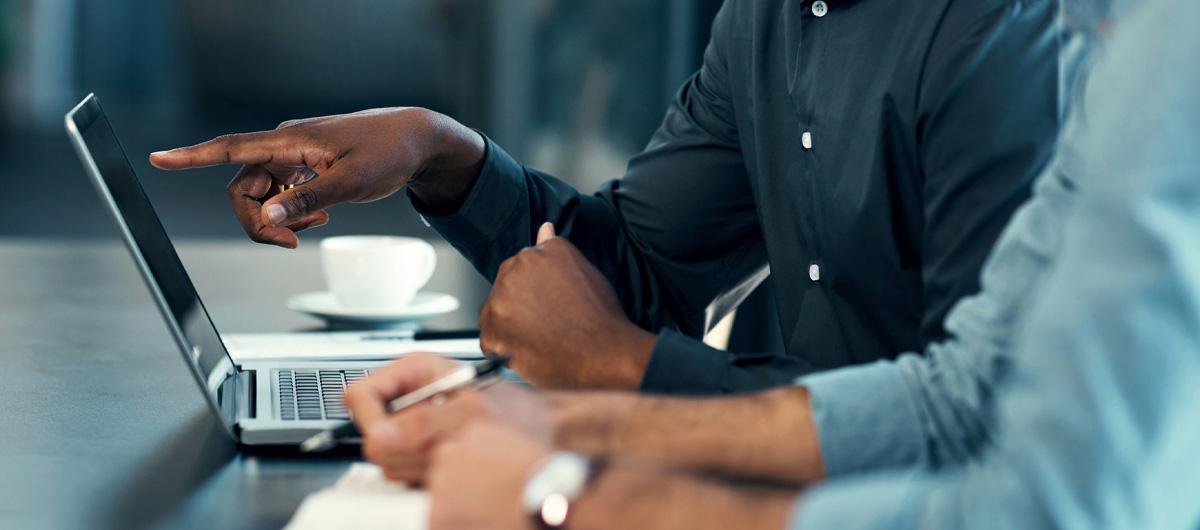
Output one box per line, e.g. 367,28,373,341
344,353,461,430
149,130,295,170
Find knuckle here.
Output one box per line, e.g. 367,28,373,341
290,186,319,215
544,240,570,258
489,306,508,322
496,256,517,276
213,134,244,164
477,328,494,350
478,333,503,356
342,385,362,407
482,301,506,322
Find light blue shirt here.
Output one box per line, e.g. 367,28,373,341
792,0,1200,527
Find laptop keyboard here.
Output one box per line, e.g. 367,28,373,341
276,369,371,421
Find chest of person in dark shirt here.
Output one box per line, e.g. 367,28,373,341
421,0,1076,393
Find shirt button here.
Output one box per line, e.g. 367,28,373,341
812,1,828,17
801,131,813,149
809,264,821,282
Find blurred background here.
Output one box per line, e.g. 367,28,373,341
0,0,721,240
0,0,783,348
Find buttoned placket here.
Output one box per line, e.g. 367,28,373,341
802,0,827,286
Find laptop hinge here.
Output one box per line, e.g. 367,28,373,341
236,369,257,420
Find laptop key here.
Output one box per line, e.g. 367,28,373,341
277,368,366,421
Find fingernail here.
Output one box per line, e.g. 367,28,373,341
265,204,286,226
149,150,168,157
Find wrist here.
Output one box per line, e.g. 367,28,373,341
766,386,825,483
549,391,636,457
602,319,657,389
407,109,486,214
521,451,607,529
727,386,825,484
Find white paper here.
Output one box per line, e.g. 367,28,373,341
285,463,428,530
224,331,483,362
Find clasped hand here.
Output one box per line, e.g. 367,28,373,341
479,222,656,390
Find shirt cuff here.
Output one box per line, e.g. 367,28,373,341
408,134,527,249
639,328,730,394
798,360,926,476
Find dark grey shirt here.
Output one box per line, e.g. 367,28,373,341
417,0,1069,393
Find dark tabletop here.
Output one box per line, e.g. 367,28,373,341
0,239,490,530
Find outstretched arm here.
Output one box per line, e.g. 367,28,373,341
149,107,487,249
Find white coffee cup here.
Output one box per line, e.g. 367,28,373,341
320,236,437,310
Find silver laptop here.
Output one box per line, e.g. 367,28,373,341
65,94,462,446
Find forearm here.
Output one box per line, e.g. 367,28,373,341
549,386,824,485
570,463,796,530
408,133,634,292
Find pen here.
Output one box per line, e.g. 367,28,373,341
299,356,510,453
357,329,481,342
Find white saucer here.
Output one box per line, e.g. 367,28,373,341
286,291,460,328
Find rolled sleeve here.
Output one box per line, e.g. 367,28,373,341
798,361,926,475
796,144,1082,476
789,5,1200,528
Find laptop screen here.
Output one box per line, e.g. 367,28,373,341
66,95,238,434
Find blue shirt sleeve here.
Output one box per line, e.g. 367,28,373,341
793,3,1200,526
798,22,1099,475
800,157,1078,475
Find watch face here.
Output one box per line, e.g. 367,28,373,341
522,453,592,517
540,493,570,527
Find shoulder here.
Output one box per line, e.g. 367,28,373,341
933,0,1058,44
707,0,766,43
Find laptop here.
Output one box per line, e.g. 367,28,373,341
65,93,476,446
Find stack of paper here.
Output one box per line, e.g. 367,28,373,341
285,464,429,530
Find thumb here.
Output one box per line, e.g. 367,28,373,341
536,222,556,245
261,166,357,227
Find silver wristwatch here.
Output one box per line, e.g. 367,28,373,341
520,452,599,529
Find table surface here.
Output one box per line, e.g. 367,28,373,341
0,238,491,529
